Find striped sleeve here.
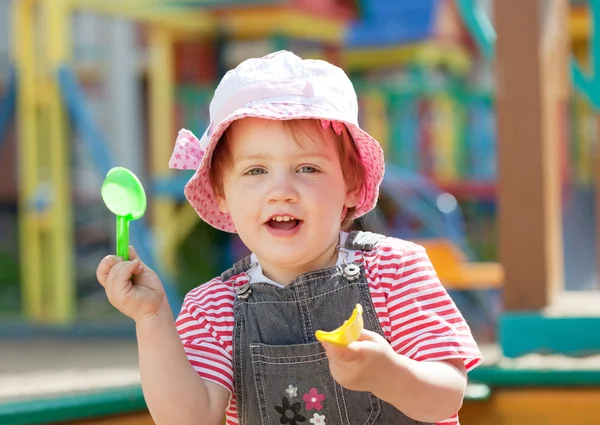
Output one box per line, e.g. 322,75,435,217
175,282,235,394
382,240,483,372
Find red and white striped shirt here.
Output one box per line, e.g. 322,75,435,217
176,235,483,424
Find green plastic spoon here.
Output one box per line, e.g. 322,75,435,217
101,167,147,261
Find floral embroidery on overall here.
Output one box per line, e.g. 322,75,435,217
276,387,328,424
286,385,298,398
303,388,325,411
275,397,306,424
310,413,326,424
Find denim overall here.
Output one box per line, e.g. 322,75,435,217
221,231,431,425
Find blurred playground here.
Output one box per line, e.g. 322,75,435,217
0,0,600,424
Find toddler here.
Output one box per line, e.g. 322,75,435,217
97,51,483,425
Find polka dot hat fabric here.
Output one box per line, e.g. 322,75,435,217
168,51,385,233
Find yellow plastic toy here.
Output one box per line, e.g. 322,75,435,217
315,304,364,346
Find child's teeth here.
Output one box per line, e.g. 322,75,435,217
273,216,293,222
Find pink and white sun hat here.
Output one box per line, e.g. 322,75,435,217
168,50,385,233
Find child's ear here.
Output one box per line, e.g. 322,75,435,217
217,195,229,214
344,187,359,209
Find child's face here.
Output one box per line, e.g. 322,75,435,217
217,118,358,278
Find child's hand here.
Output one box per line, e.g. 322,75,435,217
96,246,167,322
321,329,397,393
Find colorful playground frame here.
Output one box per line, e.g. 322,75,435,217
3,0,595,324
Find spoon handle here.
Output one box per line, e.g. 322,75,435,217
116,216,129,260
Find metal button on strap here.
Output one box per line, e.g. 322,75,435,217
236,283,252,300
343,264,360,281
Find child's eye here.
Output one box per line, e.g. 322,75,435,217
297,166,317,173
245,168,266,176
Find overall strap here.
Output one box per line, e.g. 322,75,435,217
220,255,253,282
344,230,385,251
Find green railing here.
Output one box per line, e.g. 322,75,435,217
0,386,146,425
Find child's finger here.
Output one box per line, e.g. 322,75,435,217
106,258,140,286
128,245,139,260
96,255,122,287
355,329,382,343
321,341,360,362
132,262,144,275
128,246,152,271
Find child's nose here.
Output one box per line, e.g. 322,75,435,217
267,174,299,203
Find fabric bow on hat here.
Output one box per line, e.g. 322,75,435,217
169,129,204,170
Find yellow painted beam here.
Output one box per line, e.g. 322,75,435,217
570,7,590,42
343,42,472,76
43,0,76,324
416,239,504,290
169,206,201,250
460,388,600,425
148,27,177,275
67,0,215,35
12,0,45,322
218,9,346,44
362,90,389,155
66,412,155,425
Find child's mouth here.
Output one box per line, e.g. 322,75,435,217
267,218,301,230
265,216,303,237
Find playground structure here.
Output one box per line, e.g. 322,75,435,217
1,0,590,328
1,0,600,424
1,0,598,326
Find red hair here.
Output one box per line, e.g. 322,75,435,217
209,119,365,230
